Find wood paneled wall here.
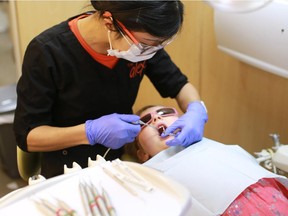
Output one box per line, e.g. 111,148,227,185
13,1,288,154
15,1,89,58
199,3,288,153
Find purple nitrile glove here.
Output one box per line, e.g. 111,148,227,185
162,101,208,147
85,113,141,149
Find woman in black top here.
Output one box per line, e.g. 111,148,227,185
14,1,208,178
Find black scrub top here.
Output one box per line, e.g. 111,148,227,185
14,12,188,178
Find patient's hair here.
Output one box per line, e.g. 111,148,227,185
123,140,141,163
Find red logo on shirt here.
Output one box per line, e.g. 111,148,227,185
128,61,146,78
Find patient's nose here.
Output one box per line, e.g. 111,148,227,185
153,115,163,122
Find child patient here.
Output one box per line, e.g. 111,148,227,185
125,105,288,216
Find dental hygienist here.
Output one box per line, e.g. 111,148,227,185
14,0,208,178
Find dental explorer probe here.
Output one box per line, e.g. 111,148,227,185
132,120,158,130
132,120,180,136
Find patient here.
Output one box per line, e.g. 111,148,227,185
125,105,288,216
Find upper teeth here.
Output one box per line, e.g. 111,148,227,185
158,125,166,134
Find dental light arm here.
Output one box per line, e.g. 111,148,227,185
204,0,273,13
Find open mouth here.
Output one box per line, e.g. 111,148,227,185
157,124,167,136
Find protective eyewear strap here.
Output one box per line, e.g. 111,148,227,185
116,20,164,55
117,28,132,46
115,20,140,45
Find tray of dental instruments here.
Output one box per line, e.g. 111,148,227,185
0,156,191,216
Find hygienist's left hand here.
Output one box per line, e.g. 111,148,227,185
162,101,208,147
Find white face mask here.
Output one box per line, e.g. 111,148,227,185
106,30,160,63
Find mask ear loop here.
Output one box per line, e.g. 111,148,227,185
103,11,114,54
104,11,132,52
107,29,113,52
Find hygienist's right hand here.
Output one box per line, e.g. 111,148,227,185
85,113,141,149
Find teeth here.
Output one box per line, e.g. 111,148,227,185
158,125,166,135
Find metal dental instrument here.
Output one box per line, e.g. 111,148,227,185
101,186,117,216
57,199,79,216
83,181,102,216
37,198,71,216
133,120,180,137
101,162,138,196
132,120,158,130
79,181,94,216
164,128,181,137
88,182,110,216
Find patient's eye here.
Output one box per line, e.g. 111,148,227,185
157,108,175,116
140,114,152,124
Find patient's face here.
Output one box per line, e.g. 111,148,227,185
138,106,179,157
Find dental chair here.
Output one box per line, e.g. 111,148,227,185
0,84,42,182
16,147,42,182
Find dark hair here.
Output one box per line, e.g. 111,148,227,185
90,0,184,40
